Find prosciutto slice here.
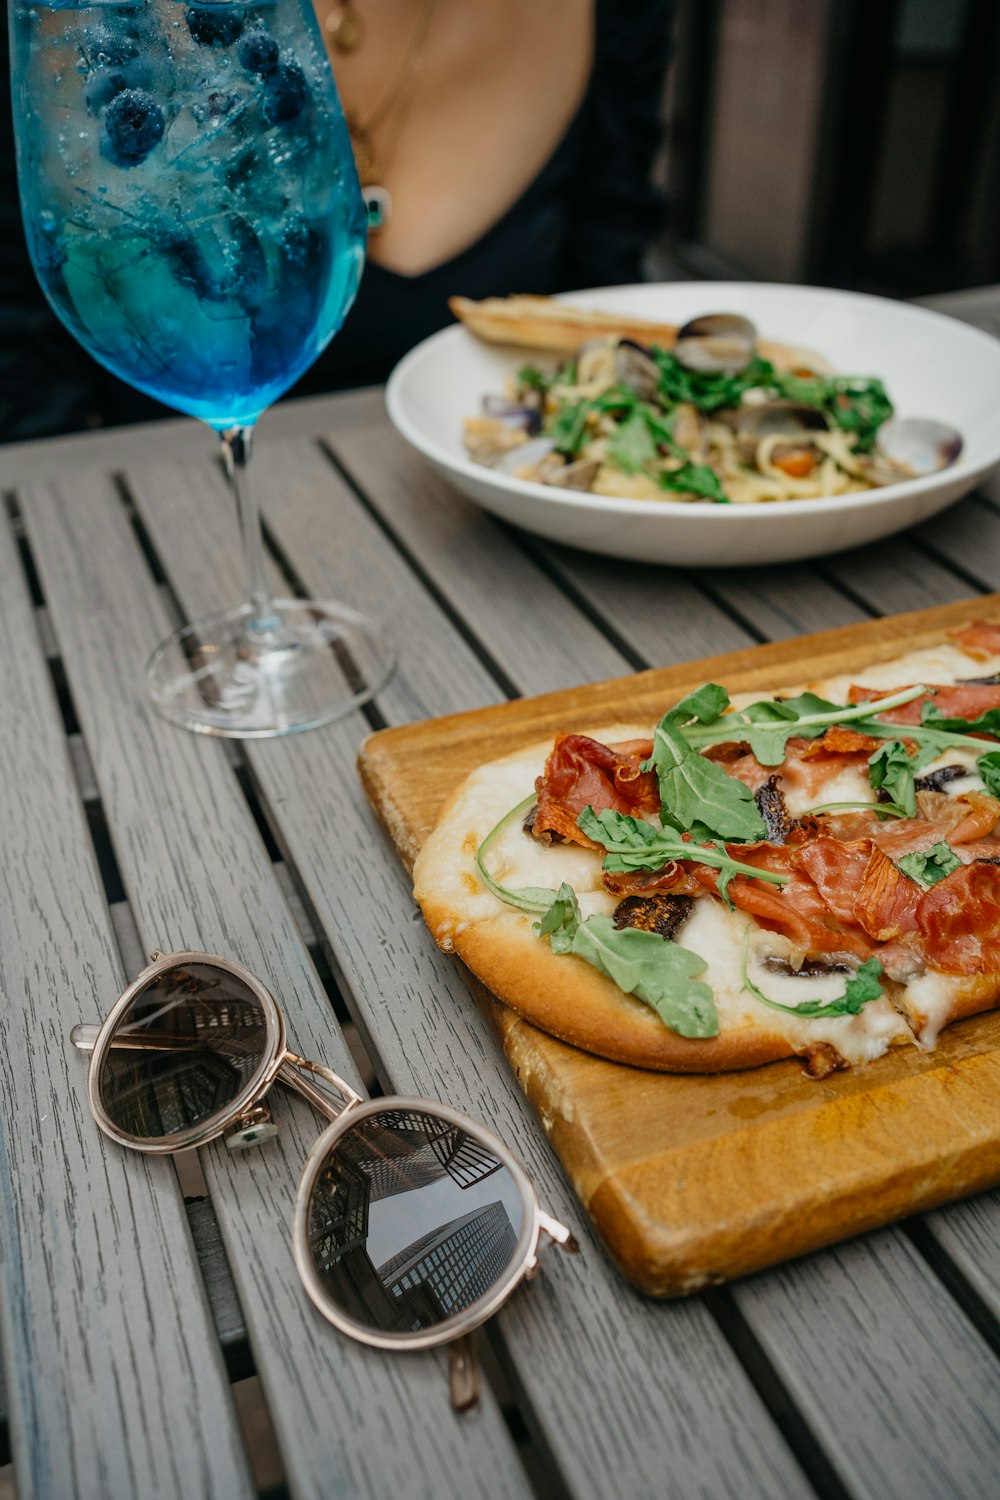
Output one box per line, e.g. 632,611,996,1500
861,792,1000,860
847,681,1000,727
949,620,1000,659
533,734,658,848
853,847,921,943
691,843,875,959
795,838,873,923
915,862,1000,975
942,791,1000,845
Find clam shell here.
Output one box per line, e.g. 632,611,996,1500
614,340,661,400
674,313,757,374
481,396,542,435
875,416,963,476
494,436,556,475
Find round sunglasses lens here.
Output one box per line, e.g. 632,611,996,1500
304,1106,526,1334
98,963,271,1143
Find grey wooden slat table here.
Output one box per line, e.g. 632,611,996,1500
1,286,1000,1500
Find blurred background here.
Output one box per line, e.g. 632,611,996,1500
3,0,999,443
656,0,1000,297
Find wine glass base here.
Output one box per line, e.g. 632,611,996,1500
146,599,396,737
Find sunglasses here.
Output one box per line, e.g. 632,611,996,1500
71,949,578,1409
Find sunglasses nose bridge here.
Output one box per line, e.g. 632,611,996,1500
277,1052,363,1121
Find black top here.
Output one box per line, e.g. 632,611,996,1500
0,0,673,441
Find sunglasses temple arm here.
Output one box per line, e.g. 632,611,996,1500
71,1028,362,1121
70,1025,202,1055
448,1333,480,1412
537,1210,581,1256
445,1213,579,1412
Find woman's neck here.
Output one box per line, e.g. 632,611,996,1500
323,0,594,277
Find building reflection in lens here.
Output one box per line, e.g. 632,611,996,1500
306,1109,523,1333
100,964,268,1138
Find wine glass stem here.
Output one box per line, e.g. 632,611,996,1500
220,425,279,635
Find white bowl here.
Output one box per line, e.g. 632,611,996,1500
385,282,1000,567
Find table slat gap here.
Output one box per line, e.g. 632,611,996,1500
327,422,635,694
492,524,653,672
923,1197,1000,1324
34,605,58,660
812,536,984,618
67,732,99,804
810,568,890,621
912,538,1000,597
513,536,758,667
733,1233,1000,1500
917,496,1000,592
107,898,150,978
703,1287,854,1500
315,436,527,701
184,1199,255,1376
113,469,170,585
136,444,509,724
255,510,393,735
688,573,774,644
257,847,382,1094
696,565,873,641
272,861,320,949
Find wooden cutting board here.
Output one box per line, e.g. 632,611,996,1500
358,595,1000,1296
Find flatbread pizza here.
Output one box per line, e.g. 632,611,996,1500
413,622,1000,1076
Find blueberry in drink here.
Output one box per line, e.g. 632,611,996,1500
9,0,393,737
10,0,366,429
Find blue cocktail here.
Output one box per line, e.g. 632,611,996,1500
10,0,394,735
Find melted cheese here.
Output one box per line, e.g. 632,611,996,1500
674,902,909,1063
782,762,871,817
817,643,1000,703
916,750,984,794
418,630,1000,1065
897,971,958,1048
415,732,637,945
471,750,912,1066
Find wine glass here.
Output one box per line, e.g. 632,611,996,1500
9,0,395,736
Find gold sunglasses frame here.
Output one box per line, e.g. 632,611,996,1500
73,949,577,1408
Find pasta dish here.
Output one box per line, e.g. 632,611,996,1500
459,310,961,506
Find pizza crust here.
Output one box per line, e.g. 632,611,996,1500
887,968,1000,1046
413,644,1000,1073
450,912,795,1072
